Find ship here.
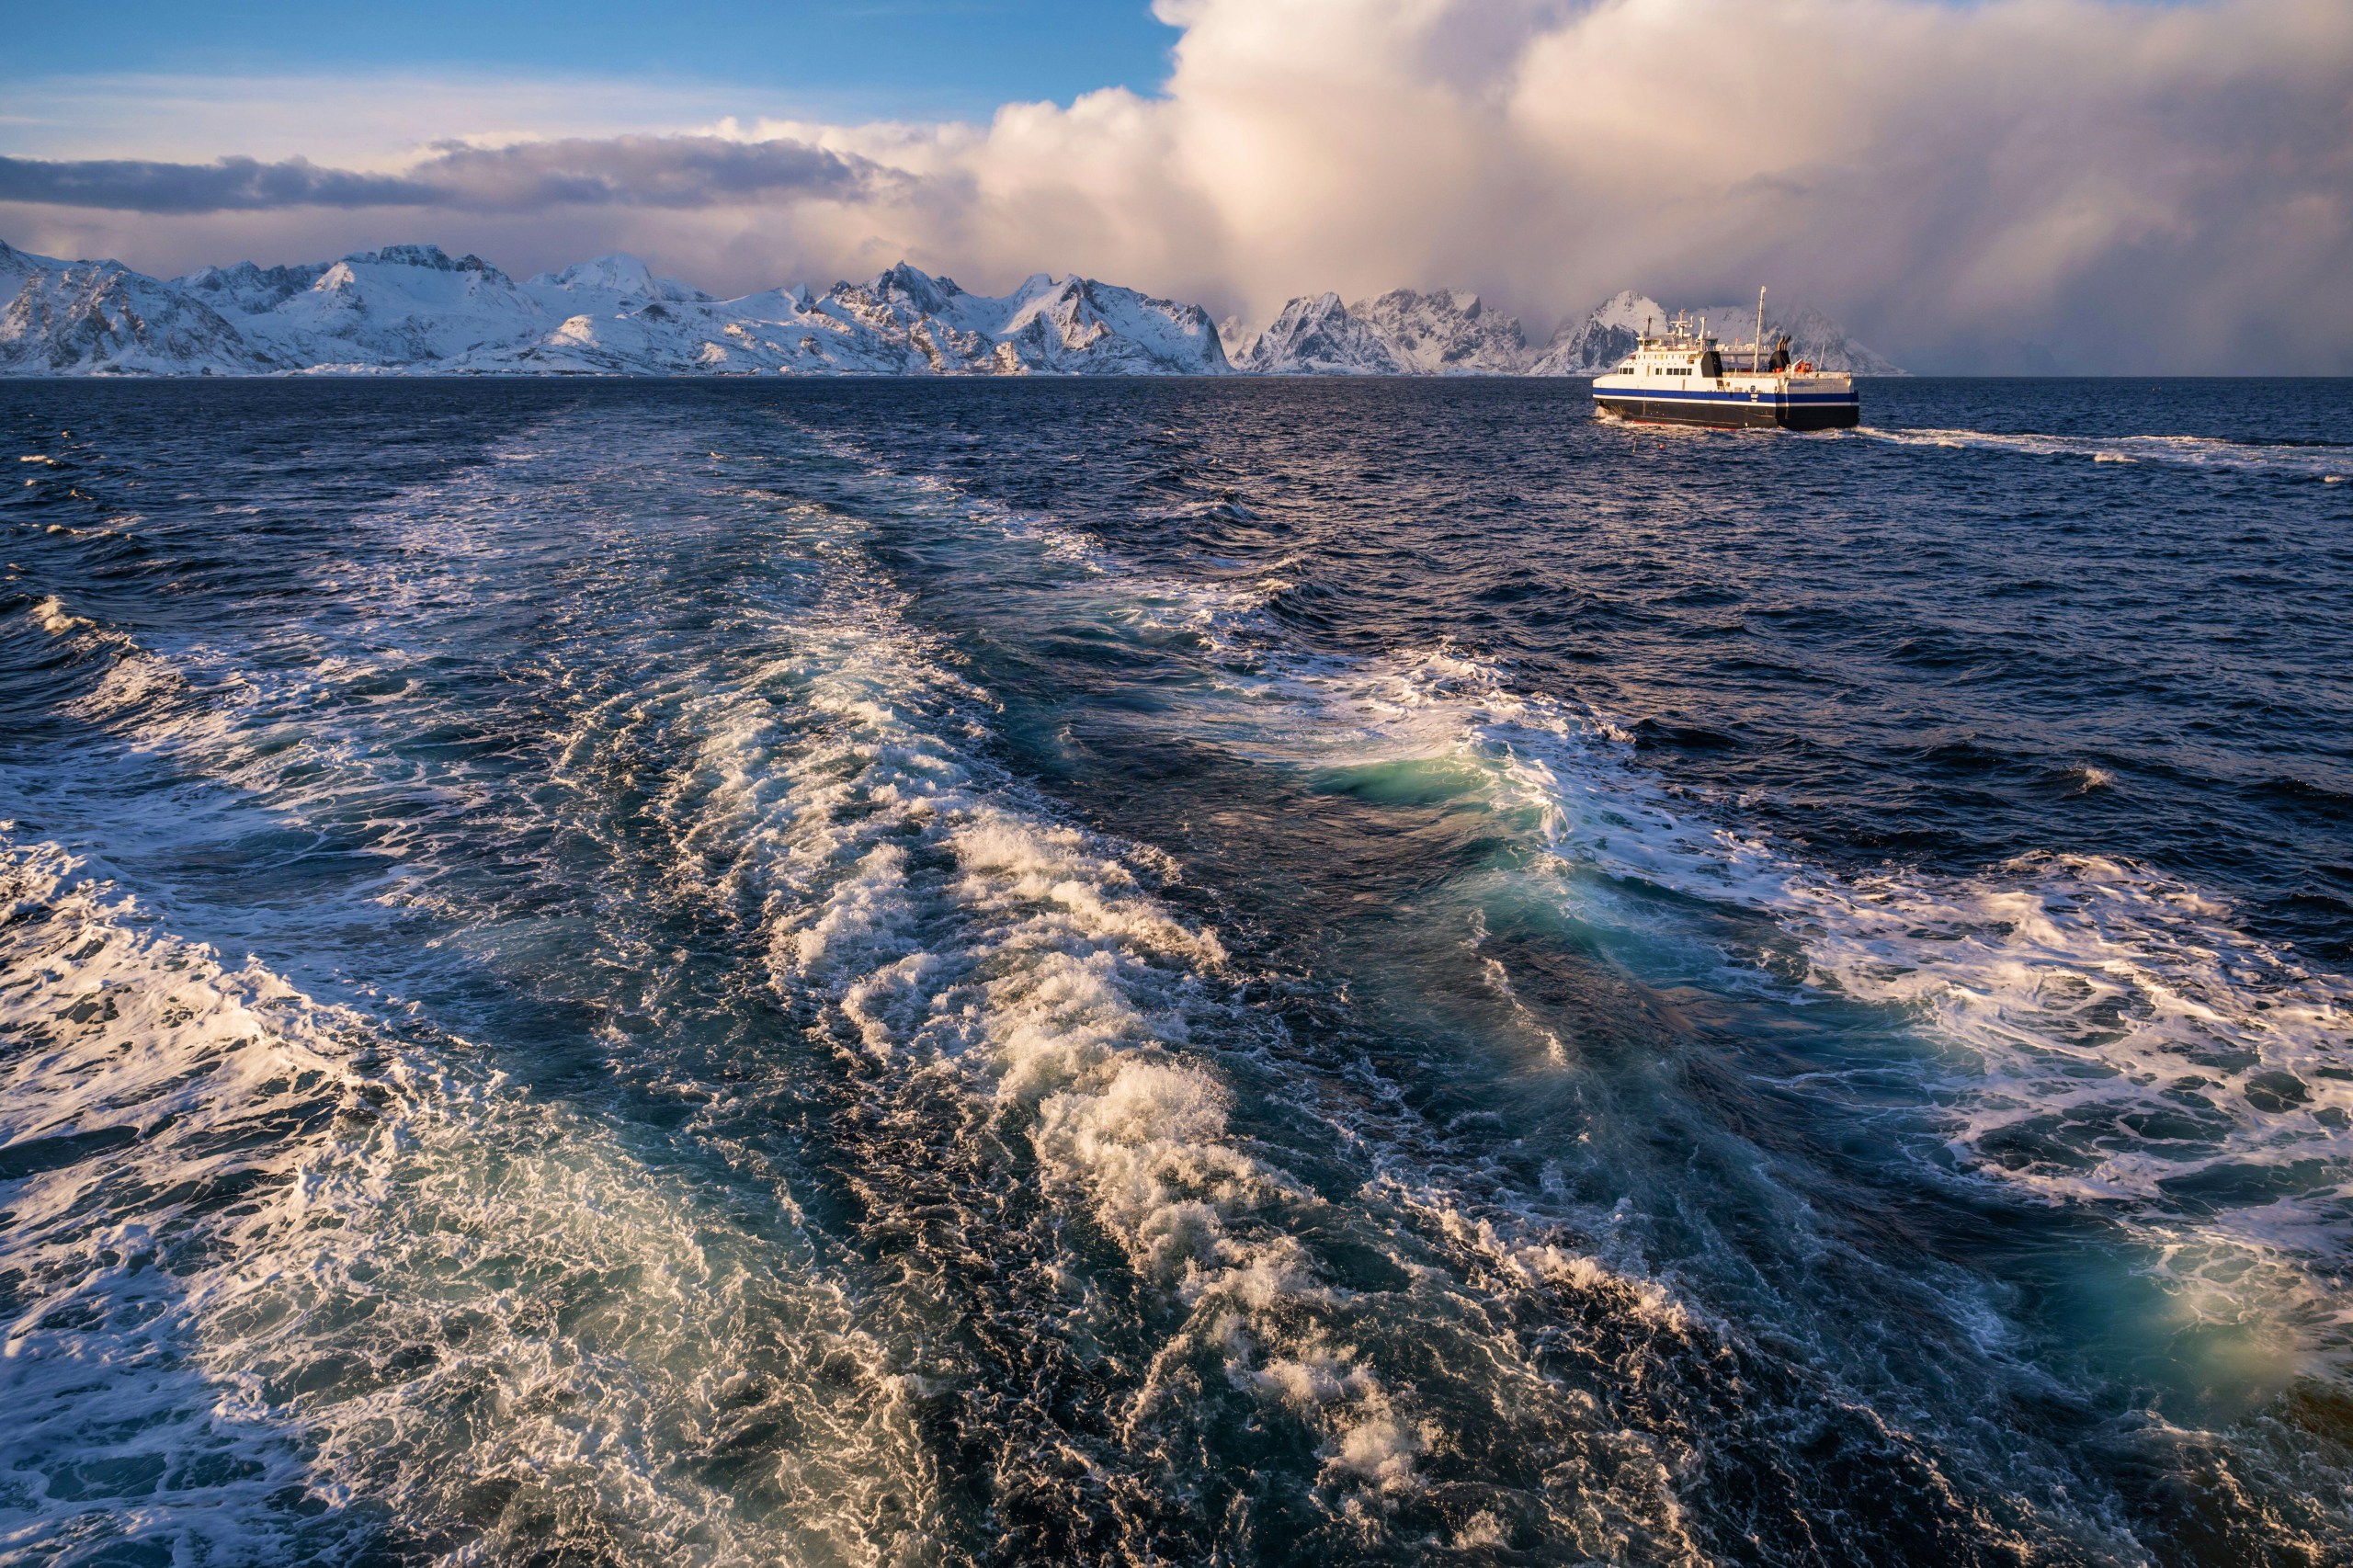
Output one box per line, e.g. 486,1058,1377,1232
1591,289,1859,430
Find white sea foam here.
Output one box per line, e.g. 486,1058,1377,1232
27,401,2338,1553
624,478,1444,1503
0,428,1020,1563
793,426,1282,656
10,588,195,732
725,437,2081,1537
0,834,939,1565
27,594,88,636
787,426,2353,1351
1189,646,2353,1347
1852,425,2350,479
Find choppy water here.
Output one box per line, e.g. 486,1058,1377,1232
2,376,2348,1566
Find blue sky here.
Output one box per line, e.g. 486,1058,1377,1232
6,0,1184,123
3,0,2347,370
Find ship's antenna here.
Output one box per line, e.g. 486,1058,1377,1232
1755,285,1767,374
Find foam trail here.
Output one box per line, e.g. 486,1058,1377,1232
10,415,1475,1542
16,392,2345,1560
0,833,949,1564
764,436,2353,1358
1187,647,2353,1353
1849,426,2349,479
635,517,1457,1516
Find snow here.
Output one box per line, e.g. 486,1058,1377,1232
1238,292,1402,374
1528,289,1901,375
1681,300,1904,375
1216,314,1261,362
0,237,1899,376
176,259,334,317
2,245,280,375
524,253,710,303
0,241,1238,377
1237,289,1529,374
1347,289,1527,374
1527,290,1664,375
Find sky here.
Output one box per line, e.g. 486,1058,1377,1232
5,0,2350,372
2,2,1184,129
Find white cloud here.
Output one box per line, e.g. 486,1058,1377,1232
5,0,2349,369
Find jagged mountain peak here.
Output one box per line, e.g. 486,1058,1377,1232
530,253,648,293
526,253,714,304
176,259,333,316
1359,286,1483,318
1,249,282,374
342,244,512,284
1242,292,1400,374
0,236,1894,379
1240,286,1523,374
1346,287,1524,373
1585,290,1666,338
0,240,70,276
866,261,965,314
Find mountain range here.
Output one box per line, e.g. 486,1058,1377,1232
0,240,1901,377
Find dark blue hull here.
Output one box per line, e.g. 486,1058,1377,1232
1595,392,1859,430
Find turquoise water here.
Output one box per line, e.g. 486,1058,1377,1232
2,378,2348,1564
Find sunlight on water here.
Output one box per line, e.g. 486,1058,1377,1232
3,378,2348,1563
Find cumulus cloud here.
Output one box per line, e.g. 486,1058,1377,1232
4,0,2349,369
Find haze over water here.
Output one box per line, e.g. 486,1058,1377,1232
3,377,2349,1564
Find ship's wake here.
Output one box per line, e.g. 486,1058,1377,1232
1851,425,2349,478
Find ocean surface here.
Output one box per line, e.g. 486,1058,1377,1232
2,376,2348,1566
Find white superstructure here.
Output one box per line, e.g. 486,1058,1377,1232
1591,290,1859,429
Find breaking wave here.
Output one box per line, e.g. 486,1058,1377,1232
1191,646,2353,1355
10,381,2349,1563
0,835,938,1565
795,411,2353,1340
630,494,1458,1517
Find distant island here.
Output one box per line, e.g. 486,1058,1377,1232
0,240,1902,378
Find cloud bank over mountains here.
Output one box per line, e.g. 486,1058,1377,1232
0,139,880,215
4,0,2349,372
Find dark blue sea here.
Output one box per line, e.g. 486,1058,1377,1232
2,377,2348,1565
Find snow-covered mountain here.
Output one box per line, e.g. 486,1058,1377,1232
229,246,549,369
1,237,1899,377
1526,289,1660,376
1217,314,1260,363
1237,293,1403,374
1235,282,1897,375
176,258,333,318
1237,288,1525,374
1347,289,1527,374
524,253,710,303
2,242,283,375
1528,288,1901,375
1677,300,1904,376
1,242,1231,377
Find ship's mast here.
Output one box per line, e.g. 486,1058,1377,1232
1754,286,1767,373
